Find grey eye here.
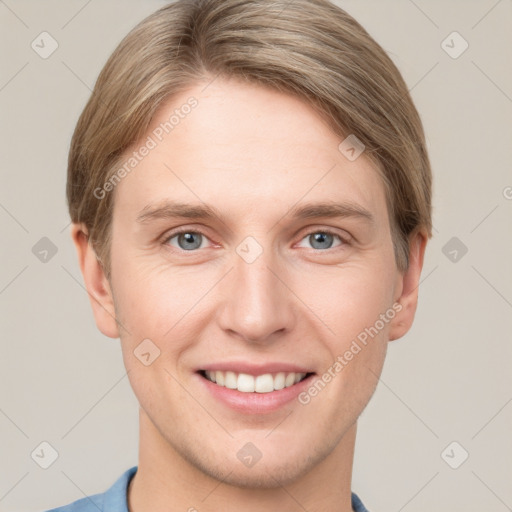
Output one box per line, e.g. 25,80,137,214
308,232,335,250
171,232,204,250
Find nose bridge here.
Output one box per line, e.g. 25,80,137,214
216,240,294,342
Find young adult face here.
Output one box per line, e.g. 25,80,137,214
73,76,426,488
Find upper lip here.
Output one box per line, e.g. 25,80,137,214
198,362,314,375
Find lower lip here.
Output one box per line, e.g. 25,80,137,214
196,372,315,414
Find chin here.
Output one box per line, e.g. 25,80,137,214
179,437,331,489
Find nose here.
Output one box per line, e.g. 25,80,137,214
216,243,296,344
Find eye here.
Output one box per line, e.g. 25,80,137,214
297,230,347,250
161,227,349,253
164,230,211,251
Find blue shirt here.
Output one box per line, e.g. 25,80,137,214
45,466,370,512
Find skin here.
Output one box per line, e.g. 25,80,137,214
72,75,427,512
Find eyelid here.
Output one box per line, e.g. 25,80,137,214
161,226,216,248
295,227,351,248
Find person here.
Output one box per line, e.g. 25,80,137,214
47,0,432,510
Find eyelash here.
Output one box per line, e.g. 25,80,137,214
161,227,351,252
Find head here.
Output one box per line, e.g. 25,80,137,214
69,0,432,488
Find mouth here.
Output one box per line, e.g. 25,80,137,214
198,369,314,393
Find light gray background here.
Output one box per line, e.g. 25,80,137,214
1,1,511,511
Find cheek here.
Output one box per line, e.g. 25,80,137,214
297,268,390,419
113,265,196,407
293,261,396,344
111,257,219,396
111,254,211,339
293,261,394,407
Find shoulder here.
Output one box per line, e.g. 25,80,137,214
42,466,138,512
44,493,104,512
351,491,371,512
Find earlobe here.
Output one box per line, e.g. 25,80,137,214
388,231,428,342
71,223,120,339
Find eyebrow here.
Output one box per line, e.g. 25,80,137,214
136,200,375,226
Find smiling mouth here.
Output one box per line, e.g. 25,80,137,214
198,370,314,393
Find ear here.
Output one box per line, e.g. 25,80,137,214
70,223,119,339
388,230,428,342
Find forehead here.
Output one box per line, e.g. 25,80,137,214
113,77,389,230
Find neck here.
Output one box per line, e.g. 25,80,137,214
128,408,357,512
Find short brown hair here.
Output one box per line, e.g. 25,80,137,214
67,0,432,279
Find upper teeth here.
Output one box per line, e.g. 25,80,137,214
204,370,307,393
